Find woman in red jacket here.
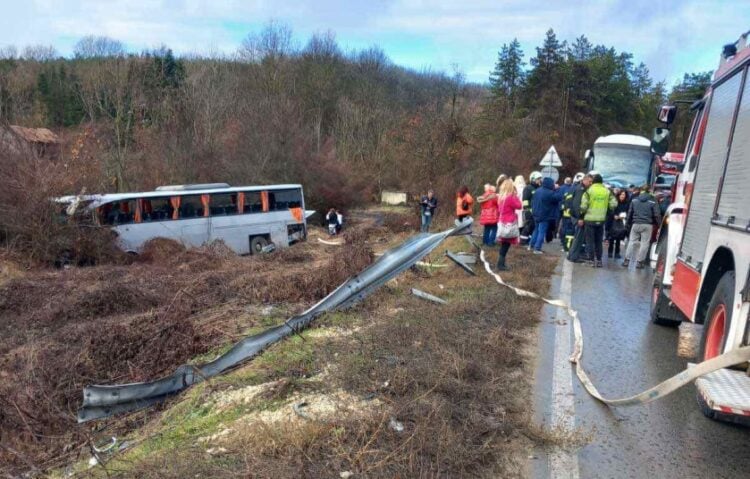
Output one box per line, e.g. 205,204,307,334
478,184,499,245
496,179,522,271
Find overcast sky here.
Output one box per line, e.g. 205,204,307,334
1,0,748,85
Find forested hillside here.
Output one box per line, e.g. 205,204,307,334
0,24,710,216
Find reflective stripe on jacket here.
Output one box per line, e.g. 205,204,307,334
581,183,616,223
522,184,537,211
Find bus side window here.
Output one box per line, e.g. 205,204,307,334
99,200,136,225
210,193,237,216
179,195,203,218
142,198,173,221
272,189,302,210
242,192,263,213
98,204,113,225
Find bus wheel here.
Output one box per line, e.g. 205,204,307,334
250,236,269,255
650,237,680,327
699,271,735,361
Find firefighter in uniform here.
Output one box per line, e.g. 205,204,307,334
520,171,542,244
560,174,580,252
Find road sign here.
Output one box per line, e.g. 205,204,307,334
539,145,563,167
541,166,559,182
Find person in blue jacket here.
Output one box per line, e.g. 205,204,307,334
529,177,563,254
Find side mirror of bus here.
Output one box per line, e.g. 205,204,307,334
657,105,677,125
651,128,670,156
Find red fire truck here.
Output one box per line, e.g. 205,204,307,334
651,152,684,212
650,29,750,422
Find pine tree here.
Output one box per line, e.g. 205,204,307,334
570,35,592,61
37,63,84,127
530,29,565,75
631,62,652,98
488,38,525,108
524,29,567,133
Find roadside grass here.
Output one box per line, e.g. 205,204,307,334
0,226,375,475
67,243,559,478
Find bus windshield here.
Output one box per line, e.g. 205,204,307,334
592,145,652,188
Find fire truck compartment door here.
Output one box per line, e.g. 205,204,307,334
717,74,750,227
681,72,742,265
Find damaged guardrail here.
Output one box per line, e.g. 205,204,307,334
78,219,473,422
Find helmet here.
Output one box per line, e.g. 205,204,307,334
589,170,599,177
530,171,542,182
573,172,585,183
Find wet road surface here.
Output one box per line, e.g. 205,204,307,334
532,252,750,479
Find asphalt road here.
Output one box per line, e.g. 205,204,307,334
532,252,750,479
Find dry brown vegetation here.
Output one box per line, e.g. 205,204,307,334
61,234,558,479
0,226,373,475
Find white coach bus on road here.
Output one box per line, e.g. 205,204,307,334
57,183,311,255
585,134,654,188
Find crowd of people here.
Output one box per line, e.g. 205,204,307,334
418,170,662,272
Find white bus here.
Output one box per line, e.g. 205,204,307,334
57,183,310,255
585,134,654,188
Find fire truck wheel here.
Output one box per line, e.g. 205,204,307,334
650,237,680,327
698,270,735,361
696,271,736,421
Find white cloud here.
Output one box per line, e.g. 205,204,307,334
0,0,747,83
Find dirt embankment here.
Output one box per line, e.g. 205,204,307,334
77,232,559,478
1,211,559,477
0,226,373,475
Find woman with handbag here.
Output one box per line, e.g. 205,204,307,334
495,179,522,271
607,190,630,259
455,185,474,222
478,184,499,245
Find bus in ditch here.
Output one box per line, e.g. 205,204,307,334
57,183,310,255
584,134,655,188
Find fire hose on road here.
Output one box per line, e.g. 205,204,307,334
476,249,750,407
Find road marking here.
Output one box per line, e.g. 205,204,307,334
549,258,580,479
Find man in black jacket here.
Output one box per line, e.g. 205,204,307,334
623,185,662,269
566,173,592,262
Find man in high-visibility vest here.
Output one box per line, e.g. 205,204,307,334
520,171,542,244
580,173,617,268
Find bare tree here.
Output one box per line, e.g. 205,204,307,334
238,20,296,63
73,35,125,59
21,45,57,62
77,56,139,190
0,45,17,59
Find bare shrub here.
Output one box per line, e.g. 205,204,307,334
0,138,122,266
0,227,374,474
